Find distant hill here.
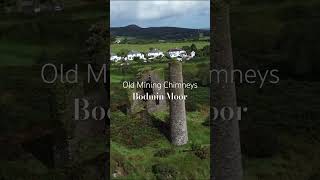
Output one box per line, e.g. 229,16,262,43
110,24,210,40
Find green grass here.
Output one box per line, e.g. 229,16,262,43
110,111,210,180
0,1,106,67
0,66,56,134
110,61,210,179
0,5,107,179
111,41,209,54
110,58,320,179
243,132,320,180
0,41,69,66
0,41,41,66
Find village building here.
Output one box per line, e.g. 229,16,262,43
110,53,122,62
126,50,145,61
167,48,187,59
186,51,196,60
111,47,195,63
147,49,164,59
190,51,196,58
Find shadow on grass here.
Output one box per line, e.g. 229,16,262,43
150,115,171,142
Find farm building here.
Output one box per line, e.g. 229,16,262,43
167,48,187,59
110,53,122,62
126,50,145,60
147,49,164,59
185,51,196,60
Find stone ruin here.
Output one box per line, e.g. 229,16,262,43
41,62,188,171
50,77,105,164
130,62,188,146
130,69,167,115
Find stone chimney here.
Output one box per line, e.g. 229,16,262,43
169,61,188,146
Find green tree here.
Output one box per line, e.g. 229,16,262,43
117,49,129,57
182,46,191,54
201,45,210,57
133,56,140,62
110,35,116,43
190,43,197,52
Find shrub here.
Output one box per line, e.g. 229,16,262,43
202,117,211,126
191,143,209,160
152,164,178,180
111,112,162,148
154,148,175,158
194,148,209,160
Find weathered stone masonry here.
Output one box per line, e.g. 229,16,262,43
169,62,188,146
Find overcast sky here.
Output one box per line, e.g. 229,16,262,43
111,1,210,29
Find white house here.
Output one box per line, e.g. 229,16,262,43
147,49,164,59
110,53,122,62
190,51,196,58
126,50,145,60
167,48,187,59
186,51,196,60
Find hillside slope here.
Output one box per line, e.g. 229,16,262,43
111,24,210,40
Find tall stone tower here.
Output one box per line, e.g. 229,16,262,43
169,61,188,146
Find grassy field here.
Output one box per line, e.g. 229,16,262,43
0,1,106,67
229,1,320,179
110,50,320,180
111,41,209,54
2,0,320,178
110,110,210,179
110,61,210,179
0,3,107,179
0,41,68,66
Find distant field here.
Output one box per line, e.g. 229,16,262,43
111,41,210,54
0,2,106,67
0,41,67,66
